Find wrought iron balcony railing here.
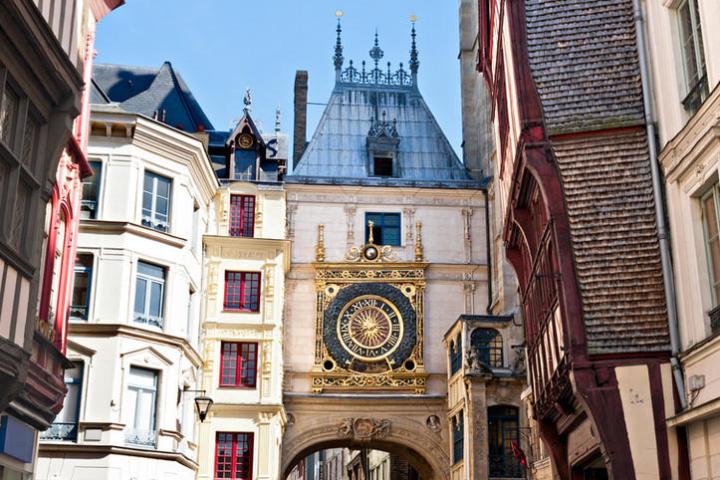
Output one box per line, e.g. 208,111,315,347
69,304,88,320
489,454,523,479
682,74,709,115
709,305,720,335
41,422,78,441
125,429,156,447
134,314,164,329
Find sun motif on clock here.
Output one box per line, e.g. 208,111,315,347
237,133,254,149
323,283,417,374
337,295,403,361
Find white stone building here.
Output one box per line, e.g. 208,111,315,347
36,63,218,480
194,109,289,480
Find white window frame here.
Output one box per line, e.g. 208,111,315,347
141,171,171,232
134,261,166,329
124,366,158,447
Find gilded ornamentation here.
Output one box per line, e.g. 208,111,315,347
316,224,326,262
415,221,424,262
337,418,391,441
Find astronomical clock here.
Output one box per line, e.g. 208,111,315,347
311,221,428,393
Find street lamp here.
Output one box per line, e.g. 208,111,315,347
184,389,214,423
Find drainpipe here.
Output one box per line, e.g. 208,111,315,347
484,185,494,314
632,0,687,409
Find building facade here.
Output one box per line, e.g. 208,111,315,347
280,19,526,480
642,0,720,478
36,63,217,479
195,105,289,480
474,0,687,478
1,1,122,478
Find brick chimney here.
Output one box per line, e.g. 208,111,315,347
293,70,309,170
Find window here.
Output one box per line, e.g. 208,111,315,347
215,432,253,479
224,272,260,312
452,412,464,464
471,328,503,368
134,261,165,328
81,161,102,219
450,334,462,375
678,0,708,113
365,212,401,246
702,186,720,333
229,195,255,237
42,361,83,441
373,156,393,177
488,406,522,478
125,367,158,447
220,342,258,388
142,172,171,232
69,254,93,321
0,83,19,150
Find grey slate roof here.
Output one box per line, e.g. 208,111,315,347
92,62,214,132
289,34,476,188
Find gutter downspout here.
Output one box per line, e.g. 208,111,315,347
632,0,687,409
485,184,494,313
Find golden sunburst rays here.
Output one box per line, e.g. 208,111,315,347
350,308,390,347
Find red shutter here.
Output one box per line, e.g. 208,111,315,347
229,195,255,237
220,342,258,388
214,432,254,479
224,272,261,312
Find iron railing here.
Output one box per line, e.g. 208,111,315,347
41,422,78,441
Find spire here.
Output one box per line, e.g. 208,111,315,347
409,16,419,81
275,107,281,133
334,10,344,80
369,30,384,71
243,88,252,113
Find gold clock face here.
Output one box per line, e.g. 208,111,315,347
337,295,403,362
238,133,254,149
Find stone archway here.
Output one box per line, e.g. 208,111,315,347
282,395,450,479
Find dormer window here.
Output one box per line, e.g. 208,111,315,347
373,156,394,176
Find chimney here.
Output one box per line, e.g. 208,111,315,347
293,70,309,170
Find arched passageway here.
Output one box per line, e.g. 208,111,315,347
282,396,450,480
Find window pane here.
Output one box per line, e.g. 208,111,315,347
0,86,19,148
134,278,147,315
130,366,157,388
149,281,163,318
138,261,164,279
70,255,91,320
81,162,102,219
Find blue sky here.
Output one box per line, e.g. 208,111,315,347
95,1,463,160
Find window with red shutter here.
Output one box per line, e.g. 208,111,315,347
214,432,253,479
220,342,258,388
229,195,255,238
223,272,261,312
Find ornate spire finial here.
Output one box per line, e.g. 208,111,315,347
243,88,252,113
334,10,345,78
275,107,281,133
415,221,424,262
368,220,375,244
316,224,326,262
369,30,384,71
409,16,419,80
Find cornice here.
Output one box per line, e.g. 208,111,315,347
204,236,291,271
68,323,202,367
38,443,199,470
286,186,486,206
661,84,720,183
89,109,219,203
80,220,187,248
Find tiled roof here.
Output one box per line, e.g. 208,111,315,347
552,131,669,354
92,62,214,132
525,0,645,134
288,83,475,187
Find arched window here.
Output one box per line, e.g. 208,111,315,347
471,328,503,368
449,333,462,375
488,405,522,478
452,411,464,464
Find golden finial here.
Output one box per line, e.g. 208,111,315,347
336,9,344,18
316,224,326,262
410,14,417,23
368,220,375,244
415,221,424,262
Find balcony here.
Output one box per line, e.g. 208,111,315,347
683,74,709,115
69,304,88,321
125,429,157,448
134,314,164,329
41,422,78,441
141,215,169,233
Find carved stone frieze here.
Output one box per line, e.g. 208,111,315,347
337,418,391,441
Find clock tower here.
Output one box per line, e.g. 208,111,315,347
311,221,428,393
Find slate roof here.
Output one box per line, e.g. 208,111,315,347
288,30,477,188
525,0,645,135
552,131,669,354
92,62,214,132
